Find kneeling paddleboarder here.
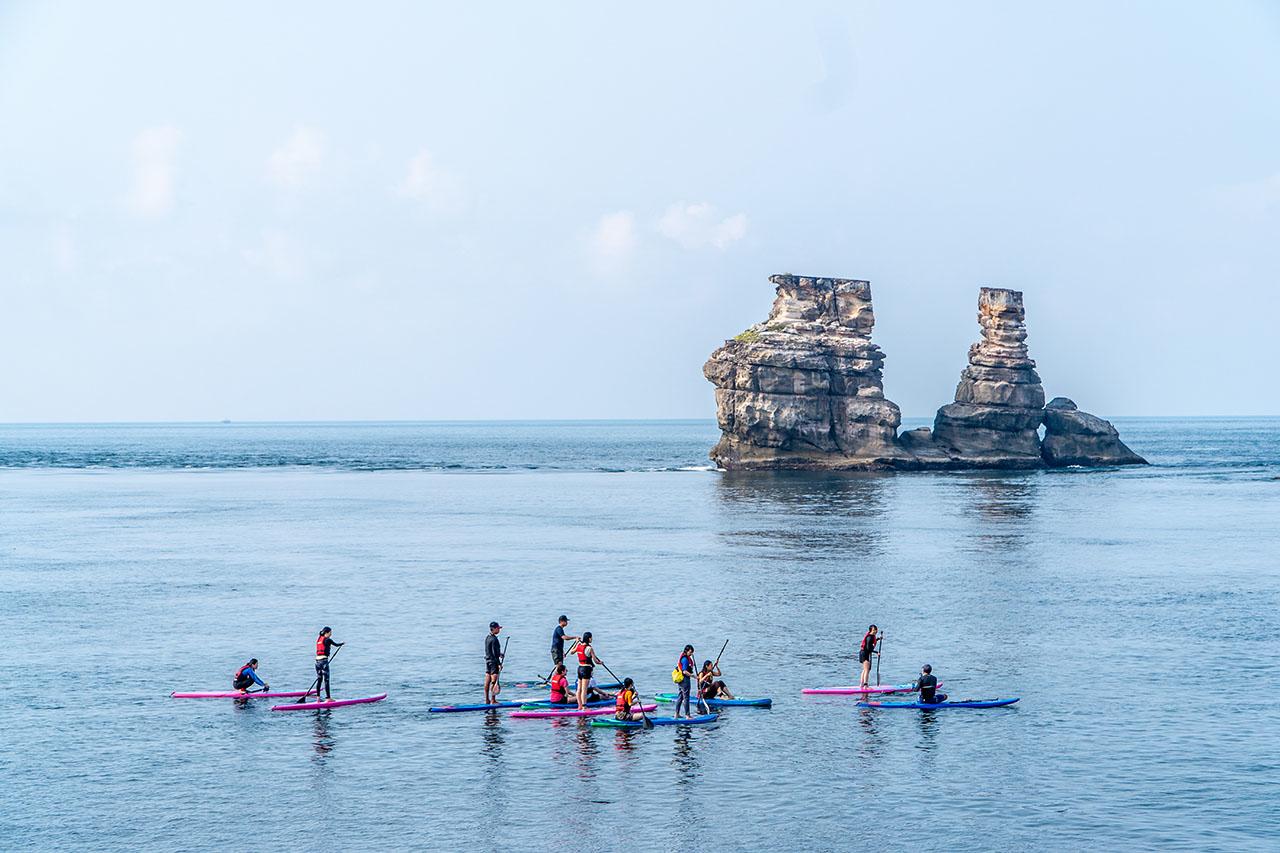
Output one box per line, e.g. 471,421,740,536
233,659,269,693
916,664,947,705
615,678,644,721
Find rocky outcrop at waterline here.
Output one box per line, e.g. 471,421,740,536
703,274,1146,471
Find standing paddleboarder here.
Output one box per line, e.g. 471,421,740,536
673,644,696,719
574,631,603,711
315,627,344,700
858,624,881,689
484,622,504,704
550,615,579,671
232,658,269,693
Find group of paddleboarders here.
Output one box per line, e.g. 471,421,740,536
230,627,344,699
859,623,948,704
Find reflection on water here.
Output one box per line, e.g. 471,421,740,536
953,474,1040,555
855,707,884,761
669,728,701,784
311,711,334,763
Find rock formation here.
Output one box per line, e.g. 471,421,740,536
1041,397,1147,466
702,274,905,469
929,288,1047,467
704,273,1147,471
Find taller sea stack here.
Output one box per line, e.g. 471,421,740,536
703,274,905,469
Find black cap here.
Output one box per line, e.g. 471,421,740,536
922,663,932,673
490,621,501,629
558,614,569,622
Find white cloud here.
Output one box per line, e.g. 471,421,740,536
268,127,325,188
591,211,638,266
126,126,181,217
397,148,463,209
657,201,748,249
242,229,306,279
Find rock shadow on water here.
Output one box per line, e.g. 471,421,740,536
713,470,891,557
949,472,1041,555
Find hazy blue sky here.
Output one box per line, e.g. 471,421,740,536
2,2,1277,420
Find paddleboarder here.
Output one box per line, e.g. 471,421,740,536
858,624,881,689
548,664,571,704
697,659,734,700
574,631,603,711
232,658,269,693
614,678,644,722
673,644,696,718
484,621,504,704
550,615,579,670
916,664,947,705
314,627,344,700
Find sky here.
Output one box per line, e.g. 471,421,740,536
2,1,1278,421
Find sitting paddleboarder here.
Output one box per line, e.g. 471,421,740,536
484,621,504,704
548,664,571,704
858,624,881,688
550,615,579,670
697,659,734,700
614,678,644,721
673,644,696,718
574,631,603,711
232,658,269,693
315,627,344,700
916,664,947,705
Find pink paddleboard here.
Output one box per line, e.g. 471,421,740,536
271,693,388,711
171,690,315,699
802,681,941,696
510,703,657,719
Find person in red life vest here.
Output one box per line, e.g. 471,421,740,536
484,621,504,704
315,627,344,700
614,678,644,722
574,631,604,711
674,645,696,718
548,664,571,704
232,659,269,693
858,624,881,689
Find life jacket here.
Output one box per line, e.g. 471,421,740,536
616,688,635,711
316,635,328,657
235,662,254,680
861,632,876,654
550,675,568,700
577,644,591,665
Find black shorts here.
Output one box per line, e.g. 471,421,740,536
577,665,593,680
552,649,564,665
232,675,254,690
486,660,500,675
859,649,871,664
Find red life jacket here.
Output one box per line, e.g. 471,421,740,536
577,644,591,665
616,688,635,711
861,632,876,654
316,635,328,657
235,662,253,680
550,674,568,701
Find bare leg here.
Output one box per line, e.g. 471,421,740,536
859,659,871,688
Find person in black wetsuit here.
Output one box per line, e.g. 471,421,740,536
315,628,344,700
916,664,947,705
858,624,881,688
550,615,579,671
484,621,504,704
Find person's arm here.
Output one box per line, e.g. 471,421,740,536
249,668,266,688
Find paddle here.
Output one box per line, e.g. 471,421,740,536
597,659,653,730
295,643,342,703
698,639,729,714
539,639,578,685
875,630,883,687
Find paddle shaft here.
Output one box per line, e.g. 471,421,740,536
297,643,342,702
597,659,653,728
876,632,882,686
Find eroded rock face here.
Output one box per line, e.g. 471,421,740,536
703,274,906,469
1041,397,1147,466
931,288,1046,467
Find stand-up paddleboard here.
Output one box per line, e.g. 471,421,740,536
802,682,938,696
271,693,387,711
428,701,529,713
590,713,719,728
511,679,623,691
171,690,314,699
520,698,613,709
510,703,657,719
857,697,1019,709
653,692,771,708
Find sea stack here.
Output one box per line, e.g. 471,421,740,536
930,288,1047,467
1041,397,1147,466
702,274,905,469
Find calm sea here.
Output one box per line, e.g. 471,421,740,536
2,419,1277,851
